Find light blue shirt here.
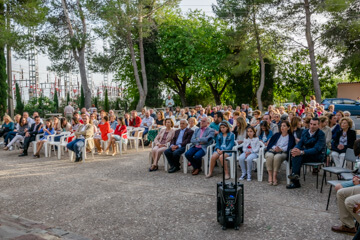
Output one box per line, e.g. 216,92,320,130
174,128,186,147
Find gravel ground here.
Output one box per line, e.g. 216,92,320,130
0,146,354,240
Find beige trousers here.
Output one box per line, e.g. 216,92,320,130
151,146,167,163
337,186,360,228
265,152,287,172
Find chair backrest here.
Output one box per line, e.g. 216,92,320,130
345,148,357,163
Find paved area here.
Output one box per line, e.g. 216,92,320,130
0,146,355,239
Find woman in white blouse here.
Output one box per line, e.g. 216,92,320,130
233,117,247,145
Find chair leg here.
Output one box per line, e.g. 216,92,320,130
320,171,326,193
326,185,333,210
183,157,188,174
316,171,319,189
303,165,306,181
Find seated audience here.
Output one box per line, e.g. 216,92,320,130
207,121,235,179
33,118,55,158
165,119,194,173
188,117,198,131
331,117,356,167
258,121,273,146
94,116,112,154
140,111,154,137
149,118,175,172
19,116,43,157
4,117,29,151
185,117,215,175
287,117,326,189
238,126,260,181
105,117,127,156
290,116,303,144
233,116,247,145
265,121,295,185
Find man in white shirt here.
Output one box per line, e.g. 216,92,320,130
140,111,154,137
165,95,174,111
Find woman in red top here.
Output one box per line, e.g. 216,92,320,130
105,117,127,156
94,115,112,154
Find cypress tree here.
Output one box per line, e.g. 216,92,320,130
0,46,8,117
53,91,59,112
66,92,70,105
15,83,24,114
104,89,109,112
94,96,98,108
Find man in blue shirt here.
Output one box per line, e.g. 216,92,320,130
165,120,194,173
209,111,223,135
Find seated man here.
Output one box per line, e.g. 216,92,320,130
331,139,360,236
19,116,42,157
287,117,326,189
165,119,194,173
185,117,215,175
140,110,154,137
67,115,94,162
209,111,223,135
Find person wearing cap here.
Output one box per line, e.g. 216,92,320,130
185,117,215,175
207,121,235,179
331,139,360,236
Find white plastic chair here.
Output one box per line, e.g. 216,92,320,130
128,128,144,151
47,132,71,159
182,142,213,175
115,133,128,156
101,132,113,152
69,137,95,162
31,133,44,154
226,143,242,179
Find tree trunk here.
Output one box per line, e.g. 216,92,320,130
304,0,321,103
78,49,91,108
6,45,13,117
138,15,148,100
208,83,222,105
252,7,265,111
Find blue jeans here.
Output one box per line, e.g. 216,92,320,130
4,131,16,144
292,155,322,176
185,147,205,170
67,139,85,158
238,152,258,178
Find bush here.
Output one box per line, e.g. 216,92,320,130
23,96,56,117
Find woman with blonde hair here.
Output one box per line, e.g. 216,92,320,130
188,117,198,131
33,118,55,158
233,116,247,145
3,114,21,146
0,114,15,145
149,118,175,171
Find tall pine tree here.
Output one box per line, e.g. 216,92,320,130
53,91,59,112
15,83,24,114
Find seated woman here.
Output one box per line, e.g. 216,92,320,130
331,117,356,167
223,111,233,125
94,116,112,154
238,126,260,181
188,117,198,131
0,114,15,142
149,118,175,172
147,111,165,143
259,121,273,146
4,117,29,150
290,116,303,144
177,109,188,120
233,117,247,145
139,108,146,119
4,114,21,146
250,110,261,127
207,121,235,179
105,117,127,156
90,113,99,126
33,119,55,158
265,121,295,186
61,118,72,132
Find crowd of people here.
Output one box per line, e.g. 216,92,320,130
1,95,360,237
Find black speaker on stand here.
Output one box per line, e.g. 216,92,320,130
217,150,244,230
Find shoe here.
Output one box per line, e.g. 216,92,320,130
75,156,82,162
3,146,8,150
286,182,301,189
168,166,180,173
273,181,278,186
239,174,246,181
18,152,27,157
225,174,230,180
268,181,273,185
33,154,40,158
8,146,13,151
192,168,202,175
149,165,158,172
331,225,356,235
112,152,117,156
206,174,213,178
247,178,251,182
288,173,299,180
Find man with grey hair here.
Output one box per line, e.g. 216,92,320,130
140,110,154,137
165,119,194,173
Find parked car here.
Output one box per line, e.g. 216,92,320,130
321,98,360,116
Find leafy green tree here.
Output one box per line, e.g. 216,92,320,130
24,96,56,117
15,83,24,114
37,0,92,108
104,89,109,112
53,91,59,112
275,49,333,103
94,96,98,108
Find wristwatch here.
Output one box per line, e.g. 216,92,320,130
301,150,304,155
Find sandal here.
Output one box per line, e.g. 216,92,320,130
149,165,158,172
206,174,213,178
273,181,278,186
268,181,273,185
225,174,230,180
